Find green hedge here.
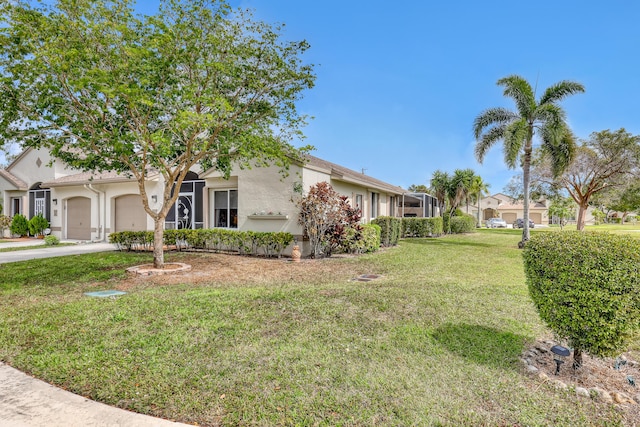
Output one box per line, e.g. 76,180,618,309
402,217,443,238
340,224,381,254
523,232,640,363
10,214,29,237
371,216,402,246
449,215,476,234
109,229,294,258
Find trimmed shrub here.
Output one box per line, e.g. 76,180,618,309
402,217,443,238
10,214,29,237
341,224,380,254
44,235,60,246
28,214,49,237
109,229,294,258
371,216,401,246
523,232,640,367
449,214,476,234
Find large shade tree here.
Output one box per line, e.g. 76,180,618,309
474,75,584,246
531,129,640,230
0,0,315,268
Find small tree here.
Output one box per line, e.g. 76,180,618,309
547,196,575,229
10,214,29,237
523,232,640,368
28,214,49,237
297,182,361,258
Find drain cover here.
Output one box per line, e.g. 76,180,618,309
84,290,127,298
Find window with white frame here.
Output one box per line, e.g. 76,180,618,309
10,197,21,216
371,192,379,219
213,190,238,228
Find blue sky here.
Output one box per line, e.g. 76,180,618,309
228,0,640,194
7,1,640,195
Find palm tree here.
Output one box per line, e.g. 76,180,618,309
473,75,584,245
469,175,490,227
430,170,450,217
448,168,475,216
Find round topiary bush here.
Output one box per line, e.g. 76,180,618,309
523,231,640,367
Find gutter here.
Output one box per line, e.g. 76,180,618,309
85,184,106,242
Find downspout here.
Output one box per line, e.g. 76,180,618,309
85,184,106,242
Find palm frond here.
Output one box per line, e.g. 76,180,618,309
503,120,527,169
474,124,506,162
534,103,566,128
473,108,517,139
497,75,536,119
539,80,585,105
540,125,576,176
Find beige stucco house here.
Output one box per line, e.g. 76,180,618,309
472,193,549,226
1,148,415,248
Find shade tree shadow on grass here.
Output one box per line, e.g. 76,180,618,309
432,323,528,369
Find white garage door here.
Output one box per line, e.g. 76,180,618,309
67,197,91,240
115,195,147,232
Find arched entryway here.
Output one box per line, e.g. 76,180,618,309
165,171,205,229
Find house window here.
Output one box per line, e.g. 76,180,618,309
389,196,395,217
213,190,238,228
355,194,363,211
10,197,21,216
371,192,379,219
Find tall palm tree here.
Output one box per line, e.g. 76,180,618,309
469,175,490,227
473,75,584,245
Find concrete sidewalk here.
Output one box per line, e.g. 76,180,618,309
0,362,192,427
0,240,116,264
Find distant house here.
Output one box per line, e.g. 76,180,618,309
473,193,549,226
0,148,435,249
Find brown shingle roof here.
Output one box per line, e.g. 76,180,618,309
42,170,158,187
304,155,406,195
0,169,28,190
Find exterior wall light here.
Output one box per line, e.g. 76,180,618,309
151,195,158,203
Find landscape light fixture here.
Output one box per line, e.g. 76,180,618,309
551,345,570,375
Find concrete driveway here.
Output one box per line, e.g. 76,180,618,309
0,241,116,264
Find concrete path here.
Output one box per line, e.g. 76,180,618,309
0,363,192,427
0,241,116,264
1,241,192,426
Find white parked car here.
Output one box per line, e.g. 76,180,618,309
485,218,507,228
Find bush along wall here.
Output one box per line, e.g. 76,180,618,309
109,229,294,258
371,216,402,246
523,231,640,368
401,217,443,238
339,223,381,254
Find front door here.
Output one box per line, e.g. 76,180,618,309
175,193,193,229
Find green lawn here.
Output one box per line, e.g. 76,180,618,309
0,232,630,426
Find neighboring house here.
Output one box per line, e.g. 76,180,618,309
0,148,423,251
472,193,550,226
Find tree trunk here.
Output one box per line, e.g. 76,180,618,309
153,218,165,269
521,141,532,246
573,348,583,369
576,204,588,231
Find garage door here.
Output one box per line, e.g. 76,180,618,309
502,213,517,225
115,194,147,232
530,213,542,224
67,197,91,240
